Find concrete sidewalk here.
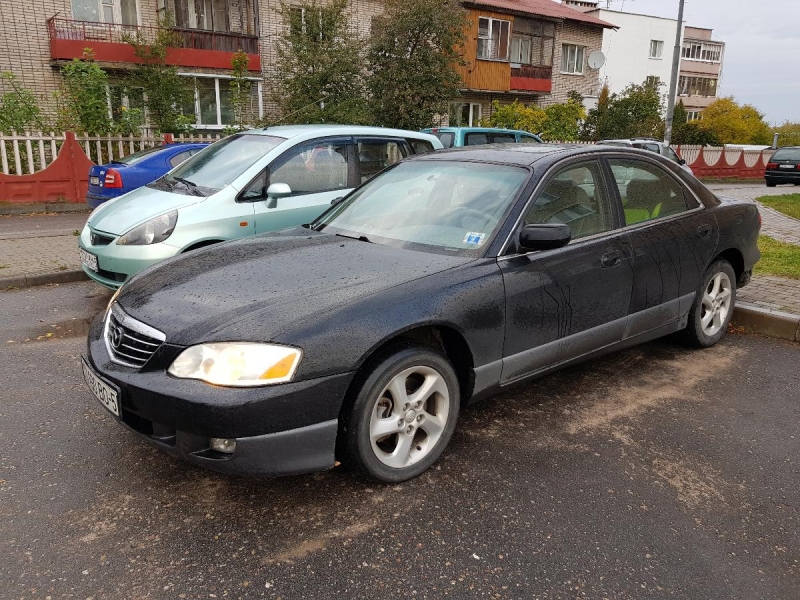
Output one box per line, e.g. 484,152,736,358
1,192,798,340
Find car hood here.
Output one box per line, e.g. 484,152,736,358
116,229,474,346
88,185,203,235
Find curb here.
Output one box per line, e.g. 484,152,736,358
732,302,800,343
0,203,91,216
0,269,88,290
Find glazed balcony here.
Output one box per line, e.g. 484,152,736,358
47,17,260,71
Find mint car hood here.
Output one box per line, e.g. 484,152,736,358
88,185,204,235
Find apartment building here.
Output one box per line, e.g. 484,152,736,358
0,0,612,130
450,0,614,126
565,1,725,120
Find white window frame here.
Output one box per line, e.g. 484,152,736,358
649,40,663,59
560,44,585,75
448,102,482,127
72,0,140,25
477,17,511,62
686,111,701,121
681,41,723,63
179,73,264,129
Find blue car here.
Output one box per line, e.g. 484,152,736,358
86,143,208,209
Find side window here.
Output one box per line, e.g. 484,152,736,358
519,134,540,143
634,143,660,154
168,151,191,168
663,146,681,163
269,141,350,194
357,140,407,184
240,169,267,202
435,132,455,148
490,133,516,144
524,161,613,240
608,159,689,226
407,139,435,154
465,133,489,146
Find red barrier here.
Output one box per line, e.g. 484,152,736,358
675,146,772,179
0,132,94,204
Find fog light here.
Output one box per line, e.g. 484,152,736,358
210,438,237,454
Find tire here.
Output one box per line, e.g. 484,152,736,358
766,181,776,187
684,260,737,348
340,344,460,483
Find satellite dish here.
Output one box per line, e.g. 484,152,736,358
588,50,606,69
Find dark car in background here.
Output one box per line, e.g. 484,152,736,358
82,144,760,483
765,146,800,187
86,143,208,208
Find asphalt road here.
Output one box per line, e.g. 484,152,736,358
1,281,799,599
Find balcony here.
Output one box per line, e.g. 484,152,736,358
47,18,260,71
510,65,552,93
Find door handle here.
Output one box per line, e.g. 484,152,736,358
601,250,622,268
697,224,711,239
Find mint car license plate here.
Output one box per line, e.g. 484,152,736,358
82,356,120,417
79,248,98,272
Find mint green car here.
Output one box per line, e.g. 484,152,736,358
78,125,442,288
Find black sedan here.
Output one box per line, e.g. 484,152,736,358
765,146,800,186
82,144,761,482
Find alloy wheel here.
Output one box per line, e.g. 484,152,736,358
700,271,733,336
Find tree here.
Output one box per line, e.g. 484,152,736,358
0,72,46,133
541,99,585,141
486,100,546,134
774,121,800,147
581,79,664,140
229,50,253,131
694,97,772,145
269,0,369,124
57,50,113,134
367,0,468,130
125,15,194,134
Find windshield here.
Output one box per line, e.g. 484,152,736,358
772,148,800,161
314,160,530,256
113,145,164,165
154,134,285,195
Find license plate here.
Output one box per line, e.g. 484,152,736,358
779,164,794,169
90,176,100,185
81,357,120,417
79,248,98,272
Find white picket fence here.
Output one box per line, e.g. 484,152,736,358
0,131,226,176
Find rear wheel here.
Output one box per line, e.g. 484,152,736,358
684,260,736,348
340,345,460,483
766,181,776,187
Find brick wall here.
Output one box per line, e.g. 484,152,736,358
545,21,603,107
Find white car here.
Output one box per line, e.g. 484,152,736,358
599,138,693,175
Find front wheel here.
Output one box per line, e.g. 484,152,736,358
340,345,460,483
766,181,777,188
684,260,736,348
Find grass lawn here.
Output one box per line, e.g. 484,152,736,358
756,194,800,220
756,235,800,279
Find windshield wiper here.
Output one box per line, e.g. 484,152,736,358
335,232,372,243
173,176,204,196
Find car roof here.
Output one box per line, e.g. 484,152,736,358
410,143,669,167
247,124,440,140
423,126,537,135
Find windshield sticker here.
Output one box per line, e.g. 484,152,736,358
463,232,486,247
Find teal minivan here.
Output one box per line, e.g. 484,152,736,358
420,127,543,148
78,125,442,288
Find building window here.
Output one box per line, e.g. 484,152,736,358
510,18,555,67
182,75,263,128
477,17,511,61
649,40,663,59
678,76,718,97
686,111,701,121
448,102,482,127
645,76,660,88
560,44,585,75
72,0,138,24
681,41,722,62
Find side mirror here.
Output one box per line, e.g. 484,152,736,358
265,183,292,208
678,158,687,165
518,223,571,251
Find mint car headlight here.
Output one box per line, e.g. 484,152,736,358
168,343,302,387
117,210,178,245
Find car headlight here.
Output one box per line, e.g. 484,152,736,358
168,343,302,387
117,210,178,245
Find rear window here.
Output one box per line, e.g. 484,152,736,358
491,134,516,144
112,145,164,165
407,139,435,154
772,148,800,161
433,132,455,148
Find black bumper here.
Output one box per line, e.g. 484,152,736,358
765,171,800,184
85,315,355,476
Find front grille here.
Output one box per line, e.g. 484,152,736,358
105,304,166,369
90,231,114,246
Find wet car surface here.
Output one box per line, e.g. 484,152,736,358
82,144,761,482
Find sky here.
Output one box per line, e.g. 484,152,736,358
593,0,800,124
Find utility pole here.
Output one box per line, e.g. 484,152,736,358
664,0,686,145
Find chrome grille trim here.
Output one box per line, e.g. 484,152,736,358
104,303,166,369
